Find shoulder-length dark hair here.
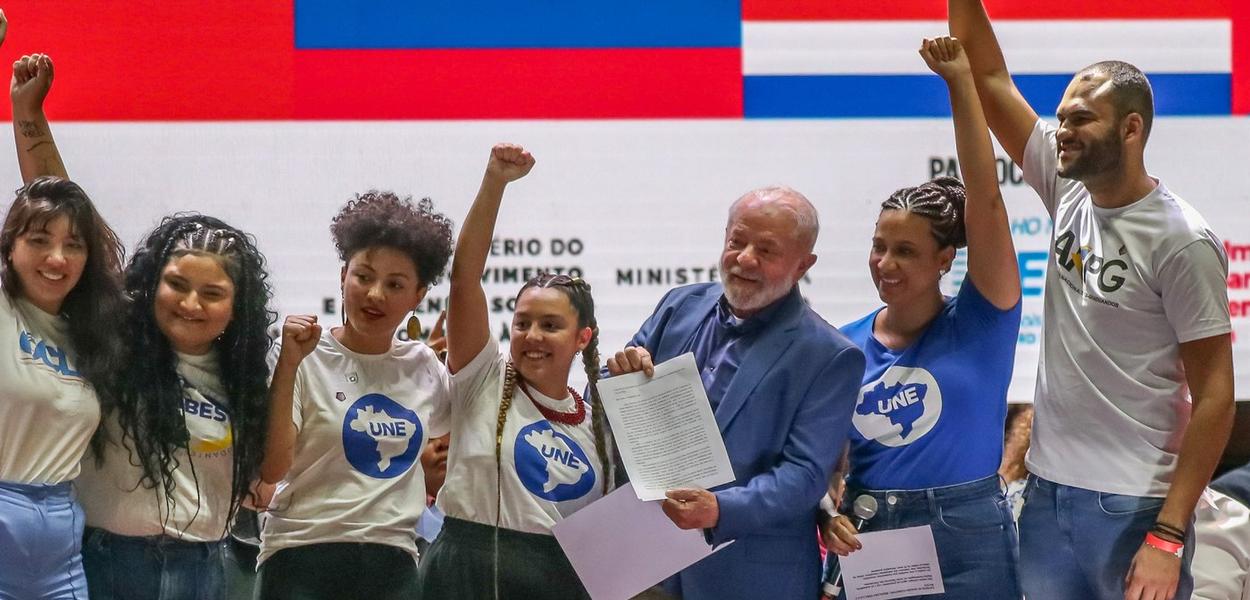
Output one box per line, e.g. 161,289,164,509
0,176,127,444
116,213,275,532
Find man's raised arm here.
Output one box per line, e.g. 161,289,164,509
948,0,1039,165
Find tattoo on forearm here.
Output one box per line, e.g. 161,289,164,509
24,140,52,152
17,120,44,138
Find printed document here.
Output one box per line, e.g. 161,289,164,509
839,525,945,600
595,353,734,500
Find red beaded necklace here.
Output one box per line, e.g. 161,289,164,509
516,380,586,426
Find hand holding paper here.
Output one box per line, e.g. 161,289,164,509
663,488,719,529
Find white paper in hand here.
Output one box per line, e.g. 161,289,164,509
838,525,945,600
551,483,731,600
594,352,735,500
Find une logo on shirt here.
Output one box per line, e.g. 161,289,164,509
514,422,595,502
852,366,943,447
341,393,423,479
18,330,80,378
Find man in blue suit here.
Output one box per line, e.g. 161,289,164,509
608,185,865,600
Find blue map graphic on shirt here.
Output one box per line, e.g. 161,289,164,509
341,393,423,479
857,381,929,439
514,422,595,502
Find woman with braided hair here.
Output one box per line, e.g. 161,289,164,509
75,214,276,600
819,37,1023,598
418,144,611,599
257,189,453,600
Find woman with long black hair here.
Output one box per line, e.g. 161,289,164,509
75,214,275,599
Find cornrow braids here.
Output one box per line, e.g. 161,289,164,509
880,176,968,249
116,213,275,538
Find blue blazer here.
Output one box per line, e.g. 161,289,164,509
625,283,865,600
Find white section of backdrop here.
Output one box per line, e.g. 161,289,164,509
6,117,1246,400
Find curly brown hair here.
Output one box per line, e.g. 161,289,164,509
330,191,454,288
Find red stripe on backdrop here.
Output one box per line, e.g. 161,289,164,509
293,49,742,119
0,1,294,120
1235,1,1250,114
743,0,1234,21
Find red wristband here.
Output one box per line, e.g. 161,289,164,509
1144,532,1184,557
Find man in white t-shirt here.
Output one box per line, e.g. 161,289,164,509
951,2,1235,599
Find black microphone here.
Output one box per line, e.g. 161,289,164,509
822,495,879,598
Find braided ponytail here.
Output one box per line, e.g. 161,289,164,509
580,327,611,495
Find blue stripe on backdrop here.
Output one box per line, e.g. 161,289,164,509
295,0,742,49
744,73,1232,118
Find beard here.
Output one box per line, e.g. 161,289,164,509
722,266,793,315
1057,127,1123,181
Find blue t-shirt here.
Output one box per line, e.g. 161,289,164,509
840,279,1021,490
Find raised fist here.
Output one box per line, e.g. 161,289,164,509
485,143,536,183
919,36,971,82
278,314,321,368
12,53,54,114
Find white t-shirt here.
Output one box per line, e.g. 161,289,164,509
0,292,99,484
436,338,607,535
77,352,235,542
1022,119,1232,496
258,330,450,565
1192,488,1250,600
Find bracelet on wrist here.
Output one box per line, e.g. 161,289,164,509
1151,522,1186,545
1144,532,1184,558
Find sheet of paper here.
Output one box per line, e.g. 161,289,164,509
595,352,735,500
839,525,945,600
552,483,731,600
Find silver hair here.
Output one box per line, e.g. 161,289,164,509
727,185,820,251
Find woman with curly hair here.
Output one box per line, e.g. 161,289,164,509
418,144,611,599
819,38,1022,599
257,190,454,600
73,214,275,600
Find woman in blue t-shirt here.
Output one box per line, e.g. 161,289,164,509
820,37,1023,599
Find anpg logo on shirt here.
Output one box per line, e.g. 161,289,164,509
341,393,423,479
853,366,942,447
515,422,595,502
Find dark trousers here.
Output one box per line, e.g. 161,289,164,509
255,542,419,600
82,527,226,600
418,516,589,600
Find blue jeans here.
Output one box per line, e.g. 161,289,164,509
831,474,1020,599
1018,476,1194,600
0,481,88,600
82,527,226,600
